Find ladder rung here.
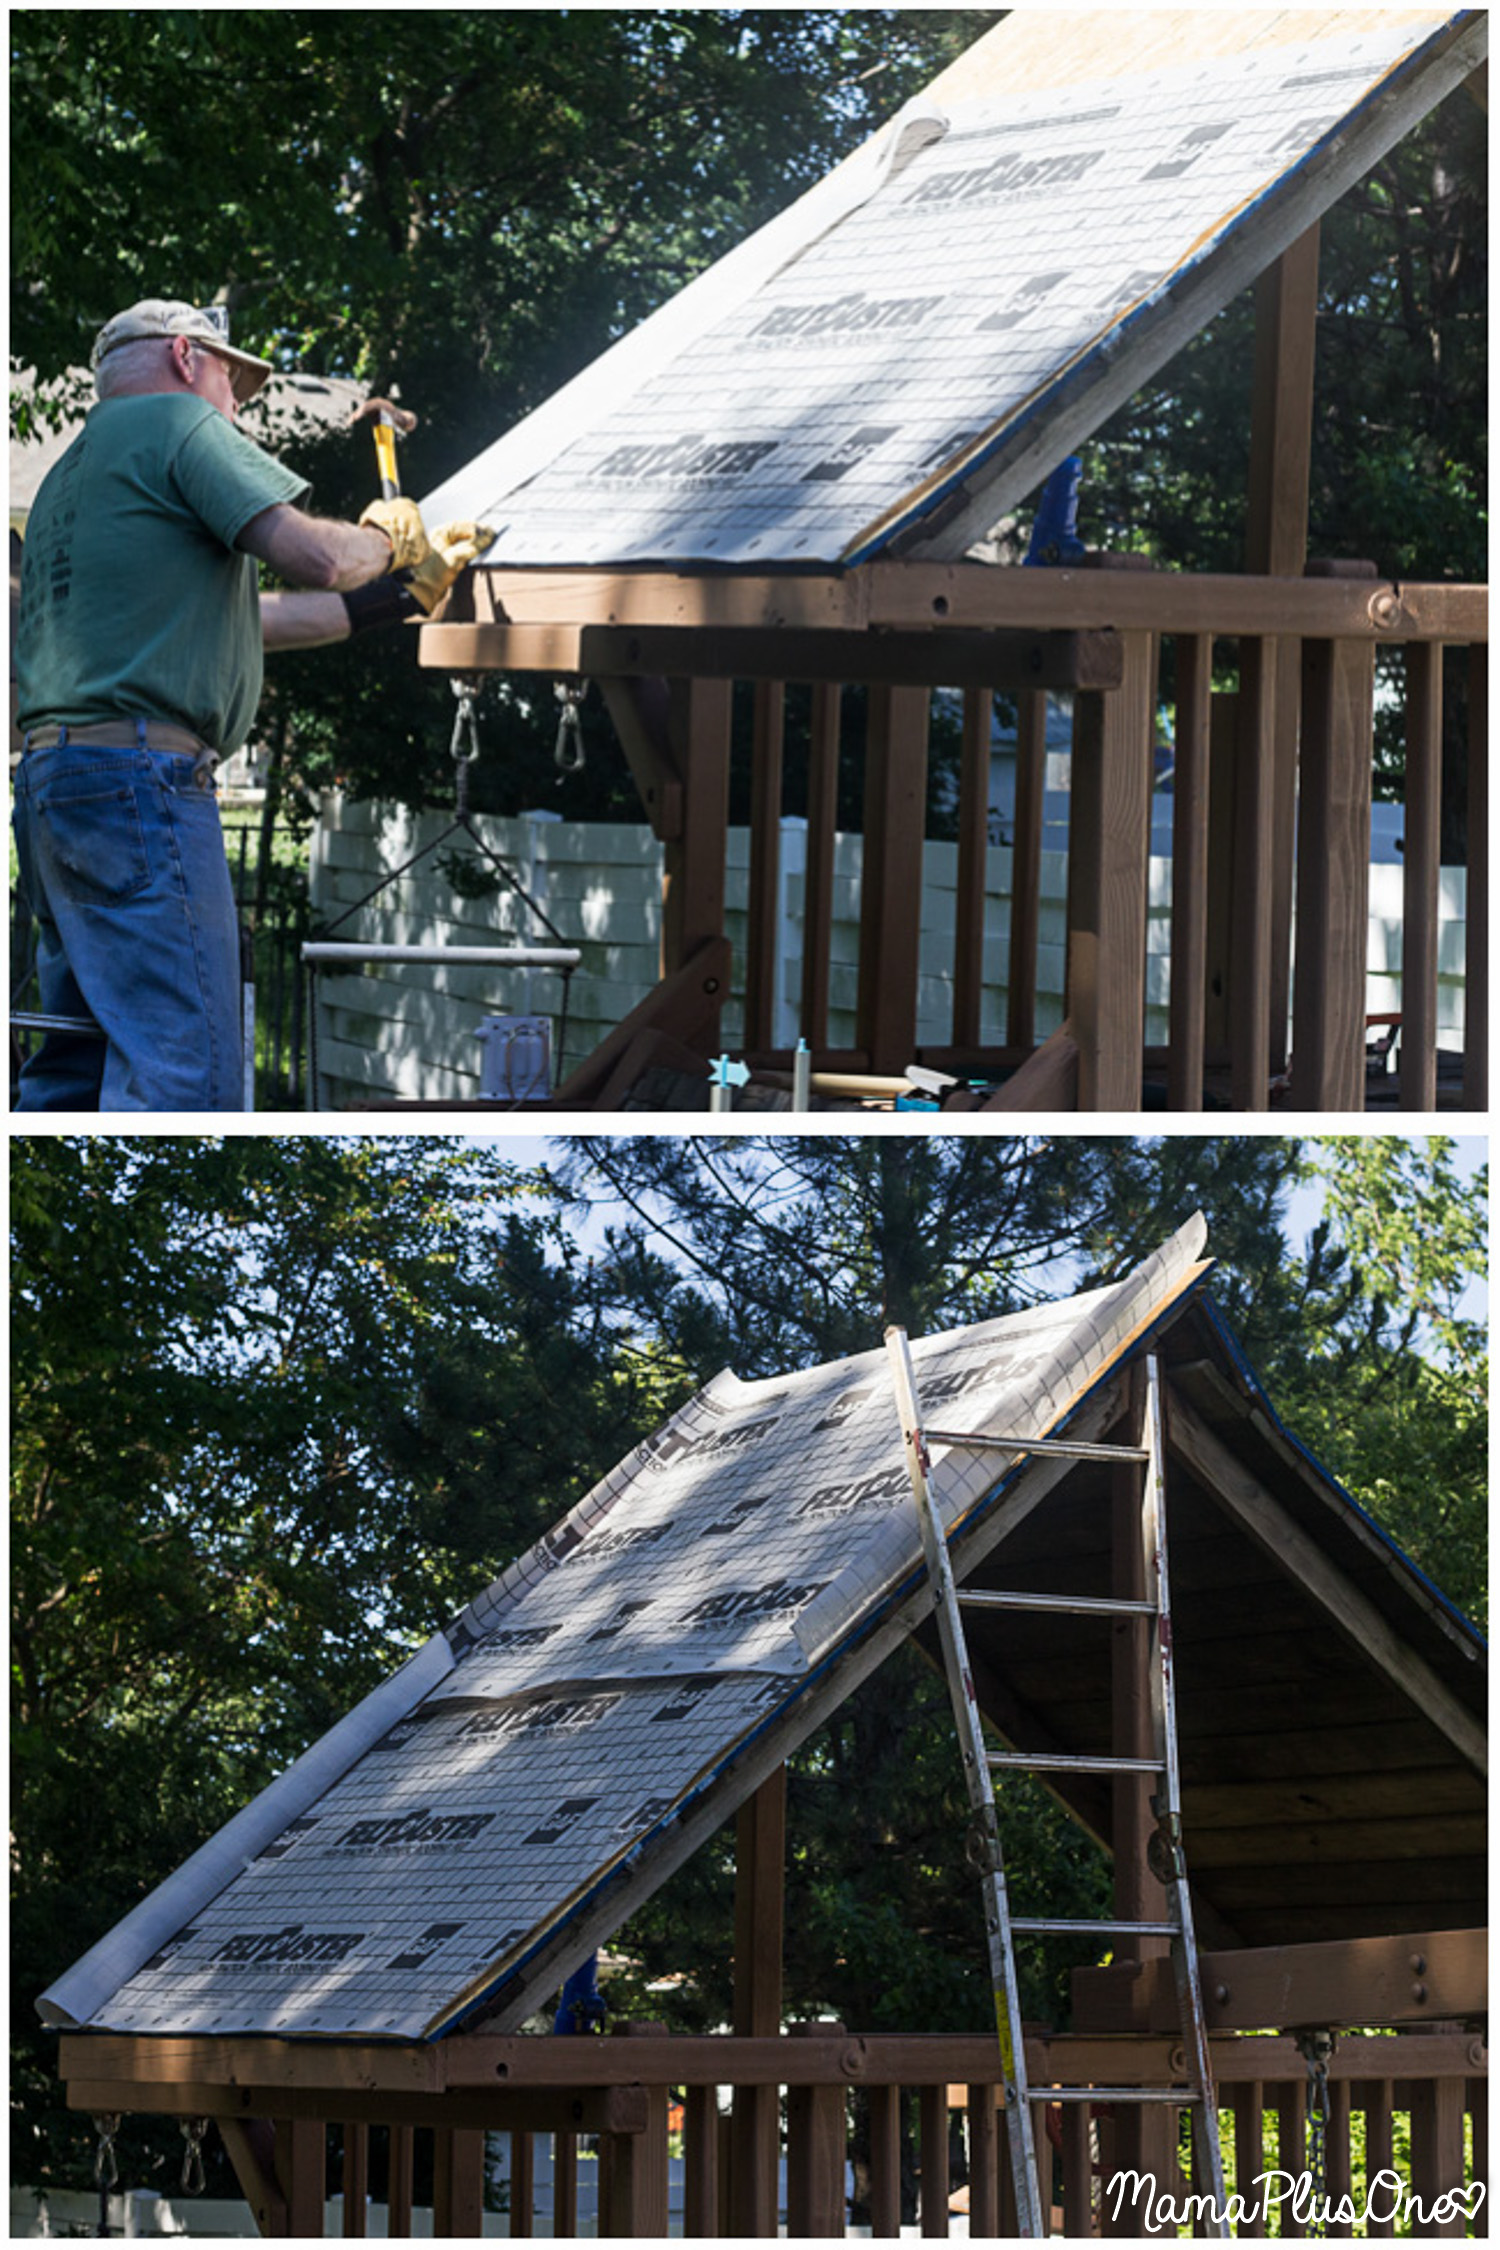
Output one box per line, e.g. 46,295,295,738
988,1749,1163,1776
1035,2086,1200,2106
924,1427,1150,1463
960,1589,1157,1618
1011,1917,1178,1937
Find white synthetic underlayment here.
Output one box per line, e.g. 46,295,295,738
44,1218,1210,2040
418,11,1482,566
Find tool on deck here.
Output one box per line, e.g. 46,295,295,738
884,1329,1228,2237
349,395,419,500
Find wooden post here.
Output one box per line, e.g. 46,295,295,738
1462,643,1487,1108
433,2125,486,2237
1247,224,1321,1072
1007,688,1047,1054
1066,628,1154,1109
744,680,786,1050
856,683,929,1071
1400,641,1442,1109
730,1767,786,2236
868,2082,902,2239
662,677,733,978
799,681,842,1054
952,685,992,1049
1292,635,1374,1108
1167,634,1213,1109
786,2022,847,2237
918,2082,949,2238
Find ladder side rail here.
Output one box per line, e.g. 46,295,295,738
1143,1356,1230,2226
884,1327,1047,2239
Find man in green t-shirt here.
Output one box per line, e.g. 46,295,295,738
13,298,488,1113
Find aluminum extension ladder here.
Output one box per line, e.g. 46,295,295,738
885,1329,1228,2238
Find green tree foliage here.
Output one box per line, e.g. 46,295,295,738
9,1133,691,2186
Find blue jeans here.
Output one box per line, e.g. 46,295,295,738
13,724,245,1111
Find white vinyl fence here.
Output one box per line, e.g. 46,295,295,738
306,796,1467,1109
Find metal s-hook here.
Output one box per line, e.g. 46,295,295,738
554,678,588,774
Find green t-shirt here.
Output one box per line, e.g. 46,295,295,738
15,393,310,750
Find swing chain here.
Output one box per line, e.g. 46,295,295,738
92,2113,121,2190
1297,2028,1336,2235
554,678,588,774
180,2116,209,2196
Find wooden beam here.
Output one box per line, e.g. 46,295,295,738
1229,637,1275,1110
432,2126,486,2237
217,2118,287,2238
963,1023,1078,1111
951,685,991,1049
1006,688,1046,1052
1167,633,1212,1108
732,1767,786,2237
64,2077,650,2135
787,2023,849,2237
1166,1394,1486,1774
273,2116,326,2239
597,675,683,841
429,564,1486,646
662,675,732,976
1463,642,1487,1109
1074,1927,1488,2034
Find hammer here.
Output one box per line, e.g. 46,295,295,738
349,395,418,500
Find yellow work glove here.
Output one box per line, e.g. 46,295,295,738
402,521,498,615
359,496,431,574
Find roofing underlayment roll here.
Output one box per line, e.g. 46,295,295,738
40,1216,1211,2042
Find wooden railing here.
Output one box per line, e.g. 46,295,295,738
60,2021,1486,2237
422,560,1487,1114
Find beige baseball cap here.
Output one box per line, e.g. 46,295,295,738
91,299,274,403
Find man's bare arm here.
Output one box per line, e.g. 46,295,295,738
260,591,352,652
238,503,393,592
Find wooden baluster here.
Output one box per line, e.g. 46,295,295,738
1059,2099,1093,2238
967,2086,1000,2239
787,2022,847,2236
1066,628,1154,1109
1462,642,1487,1107
661,677,732,980
868,2083,902,2239
341,2122,368,2238
799,682,842,1055
1007,688,1047,1055
1278,2081,1307,2240
953,685,993,1052
1229,638,1275,1111
684,2083,720,2238
744,679,785,1051
856,684,930,1071
433,2126,485,2238
1293,632,1375,1107
273,2119,326,2240
1234,2082,1267,2238
918,2081,950,2238
1410,2077,1468,2238
1360,2079,1395,2239
553,2129,578,2240
509,2129,534,2238
1167,634,1212,1109
1399,642,1443,1107
387,2124,414,2238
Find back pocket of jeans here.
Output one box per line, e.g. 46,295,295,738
38,776,152,905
